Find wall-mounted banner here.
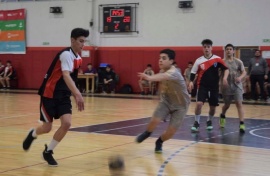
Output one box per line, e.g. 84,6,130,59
0,9,26,54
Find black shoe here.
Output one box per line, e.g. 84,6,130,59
155,140,163,153
43,144,58,167
140,91,145,95
191,121,200,132
206,120,213,130
23,129,36,151
135,131,151,143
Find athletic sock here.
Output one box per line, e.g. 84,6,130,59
32,129,37,138
207,115,213,121
47,139,59,151
195,115,200,123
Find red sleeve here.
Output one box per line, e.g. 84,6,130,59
218,59,228,70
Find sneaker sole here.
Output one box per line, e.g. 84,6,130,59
155,150,162,154
206,127,213,130
41,154,58,167
191,127,199,132
239,129,245,133
135,137,143,143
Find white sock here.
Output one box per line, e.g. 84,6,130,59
195,115,200,123
47,139,59,151
32,129,37,138
207,115,213,121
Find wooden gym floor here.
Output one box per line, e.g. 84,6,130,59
0,90,270,176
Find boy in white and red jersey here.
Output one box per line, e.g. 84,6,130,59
23,28,89,166
188,39,229,132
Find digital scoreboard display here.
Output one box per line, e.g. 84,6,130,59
103,6,131,33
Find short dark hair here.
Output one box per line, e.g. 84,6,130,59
87,63,92,66
254,49,260,52
160,49,175,60
71,28,89,39
201,39,213,46
188,61,193,65
225,43,235,50
147,64,152,67
7,60,11,64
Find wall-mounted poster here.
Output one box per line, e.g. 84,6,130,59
0,9,26,54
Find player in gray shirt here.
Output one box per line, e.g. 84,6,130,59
135,49,190,153
220,44,246,133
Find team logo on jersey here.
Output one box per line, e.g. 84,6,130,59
200,64,205,70
214,62,218,67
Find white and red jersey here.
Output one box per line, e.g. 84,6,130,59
191,54,228,90
4,65,13,76
38,47,82,98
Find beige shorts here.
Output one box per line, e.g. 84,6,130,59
222,88,243,104
152,102,188,128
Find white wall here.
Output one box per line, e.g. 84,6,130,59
0,0,92,46
1,0,270,47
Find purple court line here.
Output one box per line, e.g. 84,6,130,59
156,121,270,176
0,141,134,174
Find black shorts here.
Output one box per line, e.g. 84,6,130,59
196,87,219,106
40,96,72,122
8,75,15,80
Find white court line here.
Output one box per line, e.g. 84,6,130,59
92,123,148,133
70,115,193,129
70,116,151,128
249,128,270,140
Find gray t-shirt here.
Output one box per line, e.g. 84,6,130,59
248,57,268,76
221,58,244,95
159,66,190,109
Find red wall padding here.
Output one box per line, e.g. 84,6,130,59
1,46,269,93
96,47,224,92
0,46,95,89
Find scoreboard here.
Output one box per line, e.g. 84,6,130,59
103,6,132,33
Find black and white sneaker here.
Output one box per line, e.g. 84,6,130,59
206,120,213,130
43,144,58,167
135,131,151,143
191,121,200,132
22,129,36,151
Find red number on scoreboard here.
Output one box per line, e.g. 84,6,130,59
107,17,111,22
115,23,119,30
123,16,130,23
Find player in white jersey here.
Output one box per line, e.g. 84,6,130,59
135,49,190,153
22,28,89,166
188,39,229,132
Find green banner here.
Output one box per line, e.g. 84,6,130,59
0,20,25,31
